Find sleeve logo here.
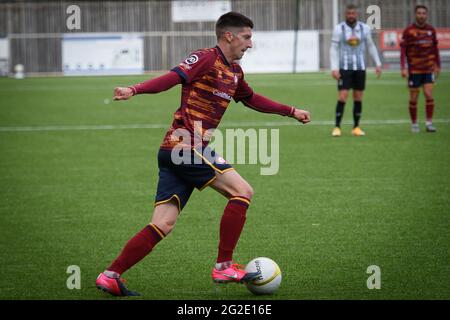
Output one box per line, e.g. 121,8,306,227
185,54,199,65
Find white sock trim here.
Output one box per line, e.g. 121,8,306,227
104,270,120,279
215,261,232,271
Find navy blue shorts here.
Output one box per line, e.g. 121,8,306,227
408,73,435,88
155,146,234,212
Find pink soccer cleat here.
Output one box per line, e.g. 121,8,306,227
95,272,140,296
212,263,261,284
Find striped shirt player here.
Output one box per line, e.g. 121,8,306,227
329,4,382,137
95,12,311,296
400,5,440,133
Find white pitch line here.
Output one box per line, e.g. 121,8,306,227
0,119,449,132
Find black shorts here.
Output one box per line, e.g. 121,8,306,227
338,69,366,91
408,73,435,88
155,146,234,212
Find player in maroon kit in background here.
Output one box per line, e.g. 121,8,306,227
95,12,311,296
401,5,441,133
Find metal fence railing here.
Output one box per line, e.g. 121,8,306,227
1,0,449,74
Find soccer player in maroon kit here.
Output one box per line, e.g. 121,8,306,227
401,5,441,133
95,12,311,296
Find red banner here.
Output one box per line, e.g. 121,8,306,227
380,28,450,50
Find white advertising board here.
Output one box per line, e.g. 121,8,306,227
0,38,9,76
172,0,231,22
62,33,144,76
0,38,8,59
240,31,319,73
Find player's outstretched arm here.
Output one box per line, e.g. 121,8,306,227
113,71,182,101
242,93,311,124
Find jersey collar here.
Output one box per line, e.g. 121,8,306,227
345,20,358,29
215,45,231,67
414,22,427,29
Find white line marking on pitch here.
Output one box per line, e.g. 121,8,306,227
0,119,449,132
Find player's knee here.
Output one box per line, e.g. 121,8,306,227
153,217,176,235
409,89,419,100
228,182,254,201
238,183,254,200
151,207,178,235
409,97,418,104
339,93,348,102
339,88,349,97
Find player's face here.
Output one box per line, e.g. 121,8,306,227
229,27,253,60
415,8,428,25
345,9,358,25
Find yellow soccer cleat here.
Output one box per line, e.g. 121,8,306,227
351,127,366,136
332,127,341,137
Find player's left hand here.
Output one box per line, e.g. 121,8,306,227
292,108,311,124
375,66,382,79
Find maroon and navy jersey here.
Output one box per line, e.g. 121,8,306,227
401,23,440,74
160,46,253,150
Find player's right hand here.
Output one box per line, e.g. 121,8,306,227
113,87,133,101
331,70,340,80
401,69,407,78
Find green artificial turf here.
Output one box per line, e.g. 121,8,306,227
0,72,449,299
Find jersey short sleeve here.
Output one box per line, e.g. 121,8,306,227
171,49,217,84
233,65,254,102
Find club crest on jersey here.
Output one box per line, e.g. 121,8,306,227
234,75,238,85
185,54,199,65
347,36,360,47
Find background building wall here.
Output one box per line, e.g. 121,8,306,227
0,0,449,74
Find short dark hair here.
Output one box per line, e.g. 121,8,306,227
415,5,428,12
346,4,358,11
215,12,254,39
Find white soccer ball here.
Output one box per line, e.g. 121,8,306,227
245,257,282,295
